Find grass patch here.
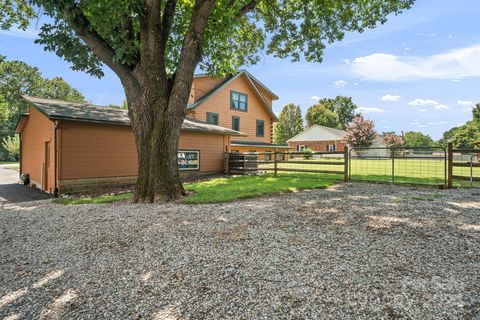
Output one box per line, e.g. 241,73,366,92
53,192,132,205
182,172,342,204
53,173,341,205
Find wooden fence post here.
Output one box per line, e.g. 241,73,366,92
344,146,349,182
447,142,453,188
224,152,230,174
274,148,278,177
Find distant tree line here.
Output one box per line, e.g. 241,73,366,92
0,56,85,160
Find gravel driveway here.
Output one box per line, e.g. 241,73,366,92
0,183,479,319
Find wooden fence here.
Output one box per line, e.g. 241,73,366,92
225,143,480,188
225,147,349,182
448,143,480,187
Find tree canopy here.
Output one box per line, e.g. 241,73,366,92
0,57,85,160
4,0,413,79
306,96,358,129
404,131,434,147
381,132,405,148
344,116,377,148
438,104,480,148
273,103,303,144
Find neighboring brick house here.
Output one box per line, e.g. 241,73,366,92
287,125,347,152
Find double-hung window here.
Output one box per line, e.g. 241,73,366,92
231,91,247,111
327,144,336,152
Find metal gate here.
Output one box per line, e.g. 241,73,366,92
348,146,447,187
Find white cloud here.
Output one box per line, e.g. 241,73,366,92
419,109,428,112
427,121,448,126
334,80,347,87
351,44,480,81
457,100,474,107
358,107,385,114
342,59,351,64
380,94,401,101
407,98,450,110
408,98,440,106
310,96,321,100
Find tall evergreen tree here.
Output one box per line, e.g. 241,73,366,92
274,103,303,144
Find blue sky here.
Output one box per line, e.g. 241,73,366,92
1,0,480,139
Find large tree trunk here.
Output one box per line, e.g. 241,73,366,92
126,85,187,203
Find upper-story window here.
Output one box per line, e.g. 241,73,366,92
206,112,219,125
256,120,265,137
231,91,248,111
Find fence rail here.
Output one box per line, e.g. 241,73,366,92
226,149,349,181
225,143,480,188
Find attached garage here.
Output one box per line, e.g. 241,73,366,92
16,96,243,194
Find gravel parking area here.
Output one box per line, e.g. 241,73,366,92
0,183,479,319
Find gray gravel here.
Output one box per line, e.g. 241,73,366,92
0,183,479,319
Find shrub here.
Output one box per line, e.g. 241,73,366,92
303,148,313,159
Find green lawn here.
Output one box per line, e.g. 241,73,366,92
54,173,342,205
182,173,342,204
259,157,479,187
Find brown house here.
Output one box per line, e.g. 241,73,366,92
16,70,288,194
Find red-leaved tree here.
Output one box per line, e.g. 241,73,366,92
344,116,377,148
381,132,405,148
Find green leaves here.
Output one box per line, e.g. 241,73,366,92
0,0,35,30
306,96,358,129
2,0,414,79
274,103,304,144
0,57,85,137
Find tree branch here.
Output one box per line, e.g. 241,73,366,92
169,0,216,114
236,0,262,18
58,3,135,84
159,0,177,56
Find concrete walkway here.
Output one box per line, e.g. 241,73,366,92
0,168,51,203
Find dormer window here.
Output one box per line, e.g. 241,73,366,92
231,91,248,111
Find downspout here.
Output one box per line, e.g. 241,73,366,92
53,121,59,197
19,134,22,178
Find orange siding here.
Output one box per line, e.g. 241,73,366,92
20,106,55,192
192,74,273,143
59,121,138,180
59,121,227,180
179,131,228,172
192,76,225,102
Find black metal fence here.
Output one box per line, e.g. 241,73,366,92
348,146,447,187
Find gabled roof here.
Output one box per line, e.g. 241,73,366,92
188,70,279,121
18,96,245,136
287,124,346,142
